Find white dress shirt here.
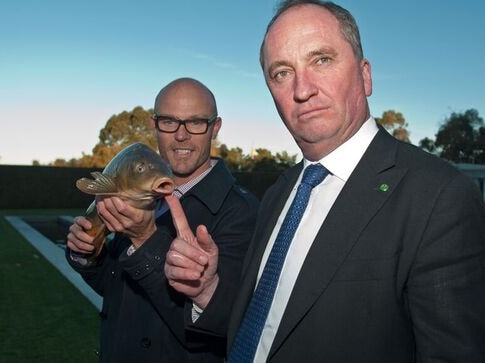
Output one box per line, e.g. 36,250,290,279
254,118,379,362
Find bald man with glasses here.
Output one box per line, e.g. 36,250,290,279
66,77,259,363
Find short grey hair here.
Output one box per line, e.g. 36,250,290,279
260,0,364,68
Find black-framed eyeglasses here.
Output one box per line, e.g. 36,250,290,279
152,114,218,135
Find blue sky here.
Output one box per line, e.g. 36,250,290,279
1,0,484,165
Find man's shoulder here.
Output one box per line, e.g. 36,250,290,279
227,182,260,206
372,129,462,180
204,158,235,184
215,159,260,205
190,158,259,212
395,139,462,178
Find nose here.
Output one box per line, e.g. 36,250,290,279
293,71,318,102
174,123,190,141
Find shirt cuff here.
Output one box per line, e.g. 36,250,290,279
69,251,89,266
126,244,137,256
191,302,204,322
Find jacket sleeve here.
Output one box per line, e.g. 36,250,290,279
65,237,118,297
185,197,258,338
125,193,258,350
117,227,188,338
407,172,485,361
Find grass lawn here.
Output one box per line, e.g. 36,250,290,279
0,210,100,363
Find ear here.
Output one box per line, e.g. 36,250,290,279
211,117,222,140
361,58,372,97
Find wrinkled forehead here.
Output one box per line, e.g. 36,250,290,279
262,5,344,67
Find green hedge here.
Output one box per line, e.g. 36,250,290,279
0,165,280,209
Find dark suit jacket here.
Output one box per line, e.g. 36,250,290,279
67,159,259,363
224,129,485,362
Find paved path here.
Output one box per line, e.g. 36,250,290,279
5,216,102,310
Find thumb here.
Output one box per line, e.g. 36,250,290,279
195,225,217,253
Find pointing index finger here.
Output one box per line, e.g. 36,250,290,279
165,195,197,245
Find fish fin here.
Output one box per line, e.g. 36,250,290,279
76,172,119,195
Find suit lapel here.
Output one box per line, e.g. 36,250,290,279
269,129,408,357
227,163,304,347
248,165,302,275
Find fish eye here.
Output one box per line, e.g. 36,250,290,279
134,162,146,173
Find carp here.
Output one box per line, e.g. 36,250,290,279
75,142,174,264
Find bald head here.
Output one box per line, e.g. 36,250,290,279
154,78,218,117
151,77,222,185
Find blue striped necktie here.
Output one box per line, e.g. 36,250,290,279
228,163,329,363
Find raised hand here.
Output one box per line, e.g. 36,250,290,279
164,195,219,309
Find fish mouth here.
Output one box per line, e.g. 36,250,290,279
152,176,175,195
123,177,174,202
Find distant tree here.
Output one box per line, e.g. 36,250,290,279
247,148,297,172
218,144,248,171
51,158,69,167
250,148,278,172
215,144,297,172
89,106,156,167
44,105,298,171
210,139,222,158
76,153,96,168
32,159,40,166
432,109,485,163
42,107,156,167
47,157,87,167
375,110,410,143
418,137,436,154
274,151,297,168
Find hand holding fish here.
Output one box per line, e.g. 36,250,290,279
164,195,220,309
73,143,174,263
96,195,157,249
66,216,96,255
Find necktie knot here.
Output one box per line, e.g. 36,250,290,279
301,163,328,188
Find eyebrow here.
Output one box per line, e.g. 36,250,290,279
267,60,291,76
266,46,338,75
306,47,338,60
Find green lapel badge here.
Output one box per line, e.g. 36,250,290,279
379,183,389,192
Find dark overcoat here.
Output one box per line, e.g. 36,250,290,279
67,159,259,363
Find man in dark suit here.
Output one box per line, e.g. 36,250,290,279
164,1,485,362
65,78,259,362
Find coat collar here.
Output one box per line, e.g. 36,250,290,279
181,158,235,214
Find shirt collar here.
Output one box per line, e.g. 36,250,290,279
174,158,218,196
304,117,379,182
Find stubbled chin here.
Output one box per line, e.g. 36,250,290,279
170,160,194,177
